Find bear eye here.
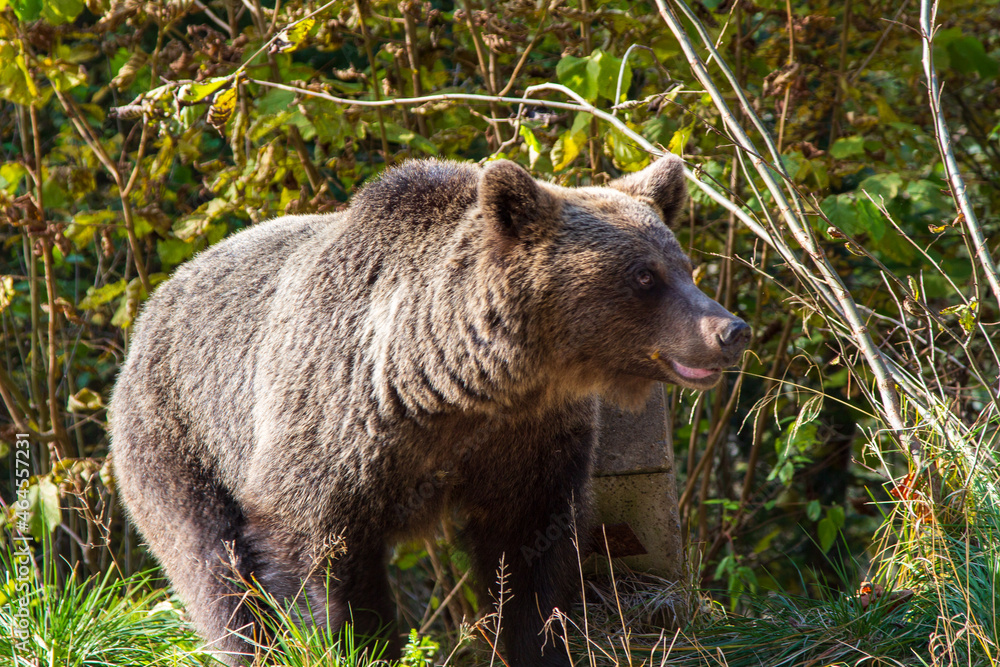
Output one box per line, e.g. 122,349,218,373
636,268,655,289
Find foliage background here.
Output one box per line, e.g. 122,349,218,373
1,0,999,663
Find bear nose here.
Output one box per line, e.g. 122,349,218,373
718,319,751,352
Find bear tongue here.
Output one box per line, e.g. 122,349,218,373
671,360,717,379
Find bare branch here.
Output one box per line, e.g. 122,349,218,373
919,0,1000,308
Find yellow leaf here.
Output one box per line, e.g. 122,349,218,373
875,97,900,124
519,125,542,169
0,275,13,313
68,387,104,413
208,85,238,132
551,130,584,171
668,124,692,155
940,299,979,334
177,76,230,103
270,18,315,54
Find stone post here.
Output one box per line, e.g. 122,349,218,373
592,383,686,586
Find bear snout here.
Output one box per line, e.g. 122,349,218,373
717,319,751,358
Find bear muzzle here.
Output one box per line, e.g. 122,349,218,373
654,316,750,390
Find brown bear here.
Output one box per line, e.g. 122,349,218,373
110,155,749,666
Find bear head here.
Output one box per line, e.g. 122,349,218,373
477,154,750,410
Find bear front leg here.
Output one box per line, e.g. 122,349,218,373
465,490,590,667
316,541,400,661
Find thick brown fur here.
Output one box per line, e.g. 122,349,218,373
110,155,749,666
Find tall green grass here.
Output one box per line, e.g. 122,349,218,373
1,542,214,666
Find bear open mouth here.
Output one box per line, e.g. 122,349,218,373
671,360,721,380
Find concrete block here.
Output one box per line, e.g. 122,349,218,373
593,384,686,584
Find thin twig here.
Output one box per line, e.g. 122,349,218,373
496,2,550,97
401,1,429,138
919,0,1000,308
0,364,32,433
355,0,393,165
418,570,470,634
21,107,45,434
193,0,233,35
847,0,910,86
459,0,503,145
41,239,67,456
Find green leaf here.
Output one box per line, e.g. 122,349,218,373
0,162,27,193
588,49,631,102
556,55,598,103
946,36,999,79
642,115,675,146
10,0,42,21
941,299,979,334
713,553,735,581
66,210,118,249
753,527,782,554
809,160,830,190
25,478,62,539
569,111,591,135
519,125,542,169
817,516,837,553
157,238,196,269
806,499,822,522
829,136,865,159
792,154,812,183
856,198,886,241
55,42,100,64
550,113,592,170
256,88,296,116
778,460,794,485
827,504,845,529
39,57,86,91
859,173,903,202
78,279,127,310
0,42,42,106
607,128,649,172
41,0,84,24
907,179,952,214
206,222,228,246
392,544,427,571
820,194,860,236
960,299,979,333
875,229,916,264
382,123,438,155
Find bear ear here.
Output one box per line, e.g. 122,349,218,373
608,153,687,226
479,159,549,236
